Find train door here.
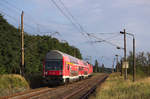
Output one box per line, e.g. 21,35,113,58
65,62,70,77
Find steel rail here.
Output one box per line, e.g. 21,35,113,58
0,87,54,99
62,75,108,99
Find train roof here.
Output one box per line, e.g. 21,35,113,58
46,50,78,60
46,50,88,65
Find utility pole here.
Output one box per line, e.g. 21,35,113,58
133,36,136,82
124,29,127,80
112,58,115,73
120,30,136,80
18,24,22,75
116,55,119,72
121,59,123,76
112,64,114,73
124,32,136,81
21,11,24,76
120,29,127,80
116,47,124,76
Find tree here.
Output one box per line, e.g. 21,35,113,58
146,52,150,76
127,51,150,77
102,64,105,73
94,60,99,72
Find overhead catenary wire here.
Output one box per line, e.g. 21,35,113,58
89,32,120,35
0,6,39,34
0,0,57,35
58,0,88,35
58,0,99,53
0,1,80,52
1,0,46,28
2,0,77,34
48,0,88,37
87,33,122,48
1,0,124,52
0,10,58,50
90,32,121,40
103,34,122,41
51,0,121,45
51,0,100,55
0,9,45,36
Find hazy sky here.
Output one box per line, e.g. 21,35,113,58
0,0,150,68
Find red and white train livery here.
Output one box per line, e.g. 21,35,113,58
43,50,93,84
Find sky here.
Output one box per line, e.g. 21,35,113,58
0,0,150,68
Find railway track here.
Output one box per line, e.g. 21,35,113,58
62,74,108,99
0,74,108,99
0,87,55,99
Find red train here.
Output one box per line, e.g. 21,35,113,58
43,50,93,84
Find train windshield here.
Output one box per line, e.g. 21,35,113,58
45,60,63,71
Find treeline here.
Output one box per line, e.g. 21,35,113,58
0,14,82,75
115,51,150,77
93,50,150,76
93,60,112,73
127,51,150,77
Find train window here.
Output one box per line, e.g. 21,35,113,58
45,60,62,70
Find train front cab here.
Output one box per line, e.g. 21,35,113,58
43,51,65,85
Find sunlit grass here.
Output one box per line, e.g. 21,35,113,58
0,74,29,96
90,73,150,99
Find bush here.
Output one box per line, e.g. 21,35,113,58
0,74,29,96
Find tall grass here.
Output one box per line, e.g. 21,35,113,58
0,74,29,96
90,73,150,99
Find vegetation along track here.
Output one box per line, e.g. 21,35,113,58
0,74,108,99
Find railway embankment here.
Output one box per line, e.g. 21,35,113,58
0,73,108,99
89,73,150,99
0,74,29,97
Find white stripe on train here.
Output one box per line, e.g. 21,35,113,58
63,74,90,82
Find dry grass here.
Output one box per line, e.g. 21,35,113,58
0,74,29,97
89,73,150,99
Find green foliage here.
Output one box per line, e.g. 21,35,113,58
127,51,150,77
101,64,105,72
93,60,111,73
93,60,98,72
0,14,82,75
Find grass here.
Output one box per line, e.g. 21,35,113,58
89,73,150,99
0,74,29,97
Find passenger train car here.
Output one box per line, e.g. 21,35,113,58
43,50,93,84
